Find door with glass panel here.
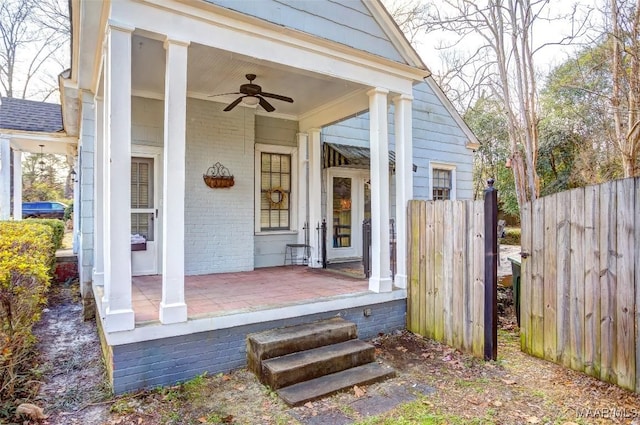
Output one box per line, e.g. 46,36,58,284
131,154,160,276
326,168,368,260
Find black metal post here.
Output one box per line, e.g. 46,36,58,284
362,219,371,278
321,219,327,269
484,178,498,361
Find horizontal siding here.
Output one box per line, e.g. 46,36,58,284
255,115,298,147
205,0,404,63
321,81,475,201
131,97,164,147
255,233,298,267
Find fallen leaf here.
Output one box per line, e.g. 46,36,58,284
354,385,366,397
527,416,540,424
222,415,234,423
421,352,433,359
493,400,503,407
561,422,579,425
16,403,47,420
222,375,231,381
396,346,408,353
304,402,314,409
198,418,207,424
501,378,517,385
138,419,143,425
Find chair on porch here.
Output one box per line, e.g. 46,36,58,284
284,222,311,266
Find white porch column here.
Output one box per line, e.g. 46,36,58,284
368,88,392,293
12,151,22,220
297,132,308,247
0,138,10,220
160,37,189,324
104,21,135,332
307,128,322,268
93,97,104,286
393,94,413,289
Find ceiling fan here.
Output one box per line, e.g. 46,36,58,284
211,74,294,112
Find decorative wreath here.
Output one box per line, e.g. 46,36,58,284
266,187,287,209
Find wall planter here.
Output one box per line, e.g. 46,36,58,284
203,162,234,189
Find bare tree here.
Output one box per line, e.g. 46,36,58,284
0,0,69,100
383,0,431,45
609,0,640,176
422,0,590,209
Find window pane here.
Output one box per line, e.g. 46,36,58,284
260,152,291,231
432,169,452,200
332,177,352,248
131,213,154,241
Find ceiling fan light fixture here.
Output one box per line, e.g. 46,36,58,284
242,96,259,106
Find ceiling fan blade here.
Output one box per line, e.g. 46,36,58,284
223,96,244,111
208,92,241,97
261,92,294,103
258,96,276,112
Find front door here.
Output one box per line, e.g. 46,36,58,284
131,147,162,276
326,168,369,260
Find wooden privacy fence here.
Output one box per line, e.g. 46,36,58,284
520,177,640,393
407,182,498,360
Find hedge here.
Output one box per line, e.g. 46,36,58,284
501,227,521,245
0,221,55,405
24,218,65,250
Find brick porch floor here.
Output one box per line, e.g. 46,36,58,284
132,266,369,323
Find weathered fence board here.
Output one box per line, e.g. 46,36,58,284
584,185,600,377
407,198,490,358
442,201,454,346
543,194,558,362
599,181,617,384
520,203,532,351
569,188,585,372
531,199,545,358
615,178,635,389
522,177,639,393
556,189,572,369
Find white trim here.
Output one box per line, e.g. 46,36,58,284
254,143,299,234
93,282,407,345
429,161,457,201
362,0,429,70
131,145,163,276
325,167,370,260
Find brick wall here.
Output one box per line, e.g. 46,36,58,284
184,99,255,274
109,299,406,394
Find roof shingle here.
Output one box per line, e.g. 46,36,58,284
0,97,63,133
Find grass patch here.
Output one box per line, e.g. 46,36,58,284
355,399,496,424
501,227,521,245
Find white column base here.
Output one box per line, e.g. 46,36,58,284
159,302,188,324
104,308,135,332
394,274,408,289
369,276,393,293
93,270,104,286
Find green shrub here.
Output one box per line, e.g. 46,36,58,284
0,221,54,405
501,227,521,245
64,200,73,222
24,218,65,250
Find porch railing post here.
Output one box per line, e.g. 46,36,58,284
484,178,498,360
321,219,327,268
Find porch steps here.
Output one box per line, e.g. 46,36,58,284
247,317,395,406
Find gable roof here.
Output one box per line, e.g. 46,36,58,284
0,97,64,133
203,0,427,70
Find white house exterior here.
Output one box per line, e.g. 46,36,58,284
52,0,479,393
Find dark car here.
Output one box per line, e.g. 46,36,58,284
22,201,67,220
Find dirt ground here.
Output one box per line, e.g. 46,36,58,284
21,245,640,425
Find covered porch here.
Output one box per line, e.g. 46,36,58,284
127,267,370,324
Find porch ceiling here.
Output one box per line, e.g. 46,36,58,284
132,34,369,119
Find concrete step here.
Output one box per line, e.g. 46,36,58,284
261,339,375,389
277,362,396,406
247,317,356,376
